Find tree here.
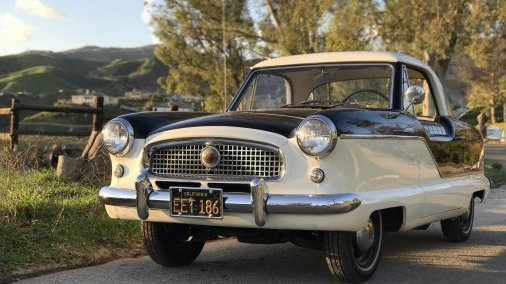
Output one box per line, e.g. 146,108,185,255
376,0,470,80
151,0,256,111
258,0,334,55
465,0,506,123
325,1,377,51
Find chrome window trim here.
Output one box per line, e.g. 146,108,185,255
146,138,285,182
228,63,396,112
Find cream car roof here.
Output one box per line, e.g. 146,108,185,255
252,52,450,115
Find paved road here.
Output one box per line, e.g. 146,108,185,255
485,144,506,166
17,188,506,284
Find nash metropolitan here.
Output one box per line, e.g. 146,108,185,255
99,52,489,283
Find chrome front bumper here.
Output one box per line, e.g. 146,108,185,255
99,174,361,227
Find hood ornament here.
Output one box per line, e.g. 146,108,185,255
201,146,221,168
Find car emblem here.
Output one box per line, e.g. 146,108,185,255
201,146,221,168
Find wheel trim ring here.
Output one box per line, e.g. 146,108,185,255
356,219,375,253
352,214,382,271
461,199,474,234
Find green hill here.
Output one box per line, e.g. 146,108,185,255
92,58,149,79
0,45,166,96
61,45,156,62
0,66,111,94
0,53,104,77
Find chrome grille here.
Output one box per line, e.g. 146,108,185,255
149,140,283,180
422,122,447,136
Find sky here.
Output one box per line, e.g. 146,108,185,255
0,0,156,56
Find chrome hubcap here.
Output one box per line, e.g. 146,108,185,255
356,219,375,253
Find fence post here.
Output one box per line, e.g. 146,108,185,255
81,96,104,159
9,98,19,150
92,96,104,132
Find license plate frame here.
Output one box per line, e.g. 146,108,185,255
169,187,223,219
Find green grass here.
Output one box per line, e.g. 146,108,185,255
0,168,139,273
0,53,104,77
22,111,93,125
0,65,113,94
93,59,145,79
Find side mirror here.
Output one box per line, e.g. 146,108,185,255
403,85,425,113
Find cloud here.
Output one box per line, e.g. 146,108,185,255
141,0,160,43
0,13,33,44
141,0,154,25
15,0,63,19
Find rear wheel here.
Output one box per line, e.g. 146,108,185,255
324,212,382,283
440,197,474,242
141,221,205,267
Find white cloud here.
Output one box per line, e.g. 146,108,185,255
15,0,63,19
141,0,160,44
0,12,33,44
141,0,154,25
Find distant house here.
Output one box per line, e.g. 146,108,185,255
153,103,193,112
71,95,119,106
124,90,152,100
159,93,205,111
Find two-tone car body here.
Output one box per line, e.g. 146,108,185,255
99,52,489,282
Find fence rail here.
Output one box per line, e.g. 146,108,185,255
0,96,104,150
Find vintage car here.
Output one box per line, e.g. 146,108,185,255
99,52,489,283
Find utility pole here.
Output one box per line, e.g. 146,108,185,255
222,0,227,112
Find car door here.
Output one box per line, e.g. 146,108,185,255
402,66,482,217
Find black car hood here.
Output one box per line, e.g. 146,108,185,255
150,109,318,138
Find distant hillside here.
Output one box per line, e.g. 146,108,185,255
0,53,103,77
0,65,111,94
0,45,166,96
61,45,156,62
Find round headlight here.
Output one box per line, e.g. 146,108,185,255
296,115,337,157
102,118,134,156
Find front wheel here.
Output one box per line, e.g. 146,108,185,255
440,197,475,242
324,212,383,283
141,221,205,267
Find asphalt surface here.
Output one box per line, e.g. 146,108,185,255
485,143,506,166
16,186,506,284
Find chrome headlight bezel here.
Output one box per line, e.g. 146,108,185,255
102,117,134,156
296,115,338,158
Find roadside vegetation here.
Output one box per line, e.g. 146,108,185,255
0,138,140,279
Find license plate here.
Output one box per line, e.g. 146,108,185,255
170,187,223,219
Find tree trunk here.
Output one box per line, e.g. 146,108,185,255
490,105,496,124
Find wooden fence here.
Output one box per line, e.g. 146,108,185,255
0,96,104,150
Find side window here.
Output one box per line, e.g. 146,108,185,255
404,66,438,118
236,74,290,111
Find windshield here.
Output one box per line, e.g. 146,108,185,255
233,64,393,111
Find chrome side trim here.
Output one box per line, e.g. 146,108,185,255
340,134,421,140
267,193,361,214
99,187,361,215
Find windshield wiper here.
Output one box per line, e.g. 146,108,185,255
282,99,340,108
281,103,324,109
299,99,339,105
328,101,345,108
